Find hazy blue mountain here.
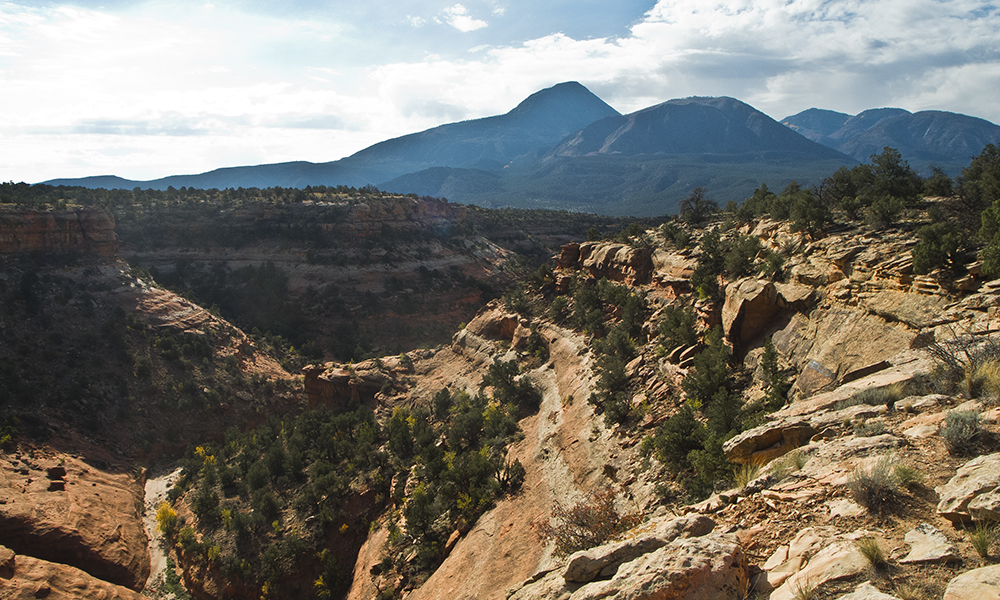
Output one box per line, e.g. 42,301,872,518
780,108,851,142
383,96,857,215
782,107,1000,174
551,96,850,160
45,82,620,191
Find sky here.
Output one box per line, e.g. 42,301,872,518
2,0,999,183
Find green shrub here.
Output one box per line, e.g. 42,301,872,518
940,410,984,455
894,464,925,488
657,305,699,352
847,455,900,515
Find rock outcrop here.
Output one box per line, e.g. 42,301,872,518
508,517,747,600
0,208,118,257
936,453,1000,524
0,454,149,590
559,242,654,285
0,545,143,600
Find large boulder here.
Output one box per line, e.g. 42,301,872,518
937,453,1000,524
576,242,654,285
723,420,817,465
562,515,715,583
570,533,748,600
722,278,780,345
942,564,1000,600
769,539,869,600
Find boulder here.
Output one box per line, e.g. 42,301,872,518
722,278,780,345
899,523,960,564
769,539,869,600
562,515,715,583
837,581,899,600
570,533,748,600
577,242,654,285
936,453,1000,524
836,582,902,600
723,420,817,465
942,564,1000,600
969,490,1000,521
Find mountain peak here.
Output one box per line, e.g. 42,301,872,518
505,81,621,122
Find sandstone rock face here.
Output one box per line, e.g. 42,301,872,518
722,278,780,346
937,453,1000,524
0,208,118,257
942,564,1000,600
0,455,149,591
0,547,143,600
303,362,390,410
773,308,916,397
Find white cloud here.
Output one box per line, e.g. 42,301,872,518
2,0,999,183
442,4,488,32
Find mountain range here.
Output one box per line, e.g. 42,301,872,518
45,82,1000,216
781,107,1000,174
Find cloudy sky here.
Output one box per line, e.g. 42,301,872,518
2,0,999,183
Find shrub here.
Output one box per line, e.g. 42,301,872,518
894,464,925,489
940,410,983,455
847,455,900,515
734,461,762,489
535,488,642,557
769,450,808,482
856,536,888,570
657,305,699,352
853,420,887,437
969,520,995,559
843,384,904,410
156,501,178,537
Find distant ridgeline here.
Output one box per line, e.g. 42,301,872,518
40,82,1000,216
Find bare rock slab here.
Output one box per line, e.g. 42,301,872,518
900,523,960,564
942,564,1000,600
937,453,1000,524
837,582,901,600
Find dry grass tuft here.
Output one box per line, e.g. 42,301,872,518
856,536,888,570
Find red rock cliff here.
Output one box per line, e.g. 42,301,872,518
0,208,118,257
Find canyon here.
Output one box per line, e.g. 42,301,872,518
2,192,1000,600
